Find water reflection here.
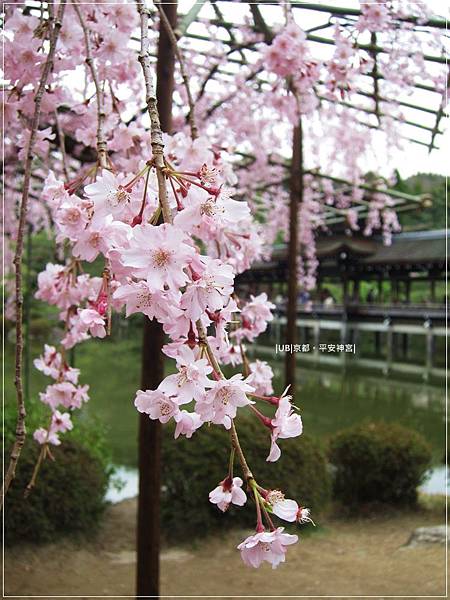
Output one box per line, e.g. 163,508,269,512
87,355,445,495
291,366,445,463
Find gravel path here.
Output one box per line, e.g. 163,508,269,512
3,498,447,599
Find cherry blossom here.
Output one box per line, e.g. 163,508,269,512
33,428,61,446
173,410,203,439
266,490,299,522
247,360,274,396
196,375,254,429
158,346,212,404
181,258,234,321
120,223,195,290
78,308,107,339
238,527,298,569
33,345,62,379
209,476,247,512
267,393,303,462
134,389,179,424
39,381,89,411
232,293,275,343
113,281,182,322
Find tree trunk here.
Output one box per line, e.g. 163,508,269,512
285,120,303,398
136,3,177,598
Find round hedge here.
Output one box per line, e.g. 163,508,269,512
329,421,432,508
5,440,109,545
161,417,331,540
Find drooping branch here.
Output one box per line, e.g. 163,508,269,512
2,0,66,508
72,1,108,168
136,0,171,225
136,0,253,484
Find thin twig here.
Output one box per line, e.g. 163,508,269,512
136,0,172,224
54,109,70,180
155,0,199,140
72,1,108,168
2,0,66,509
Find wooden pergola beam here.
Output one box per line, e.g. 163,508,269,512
177,0,205,36
237,1,448,30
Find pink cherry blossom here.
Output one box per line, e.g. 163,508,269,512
51,410,73,433
33,427,61,446
238,527,298,569
173,410,203,439
247,360,274,396
232,293,275,343
159,346,212,404
209,476,247,512
267,393,303,462
113,280,182,322
84,169,142,225
181,258,234,321
134,389,179,424
39,382,78,410
78,308,107,338
266,490,299,522
71,384,90,409
72,217,130,263
55,197,90,240
196,375,254,429
33,345,62,379
120,223,195,290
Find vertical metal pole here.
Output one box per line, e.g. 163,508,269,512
285,120,303,395
136,3,176,598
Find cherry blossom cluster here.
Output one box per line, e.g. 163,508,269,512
210,477,314,568
29,127,310,566
363,191,401,245
30,259,107,448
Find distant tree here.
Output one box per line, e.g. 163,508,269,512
394,172,447,230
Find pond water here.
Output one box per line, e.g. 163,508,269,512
88,353,446,501
6,337,445,501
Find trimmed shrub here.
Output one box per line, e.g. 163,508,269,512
4,440,109,545
329,422,432,508
161,417,331,540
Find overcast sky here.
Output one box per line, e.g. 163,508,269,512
178,0,449,179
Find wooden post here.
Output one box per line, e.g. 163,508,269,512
342,276,349,305
386,320,393,374
425,322,434,378
353,279,360,303
377,276,383,303
405,279,411,304
430,278,436,303
374,330,381,355
313,322,320,363
136,3,177,598
285,121,303,396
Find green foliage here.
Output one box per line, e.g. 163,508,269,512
4,381,112,545
4,440,109,545
395,172,447,230
161,417,331,540
329,422,432,509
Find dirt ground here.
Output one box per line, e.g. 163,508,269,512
3,497,447,599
